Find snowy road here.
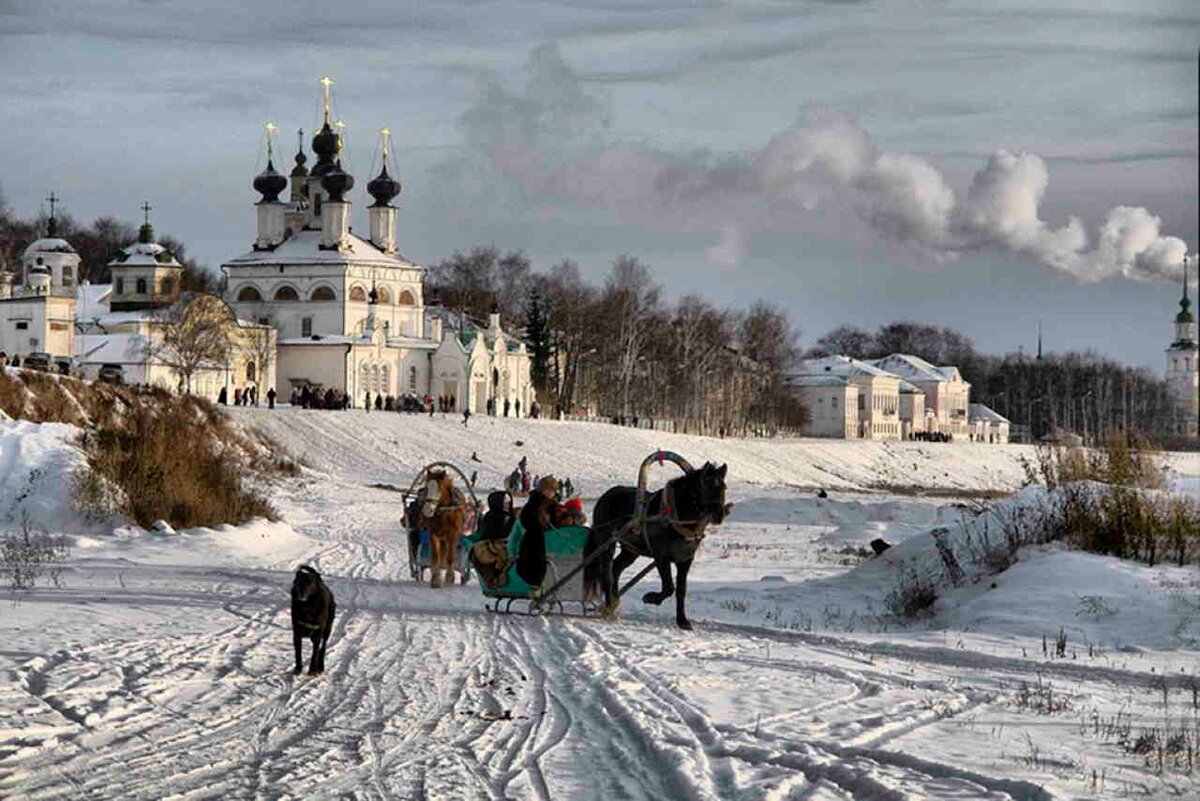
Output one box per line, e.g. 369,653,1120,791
4,575,1054,798
4,411,1197,798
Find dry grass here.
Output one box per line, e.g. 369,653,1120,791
3,368,288,529
1022,434,1166,491
1019,437,1200,566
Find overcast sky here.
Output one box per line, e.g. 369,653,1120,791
2,0,1197,367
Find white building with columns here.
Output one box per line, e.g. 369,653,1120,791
222,85,533,412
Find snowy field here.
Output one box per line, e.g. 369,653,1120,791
2,408,1199,799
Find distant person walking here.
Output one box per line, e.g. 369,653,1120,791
515,399,521,418
267,387,276,409
218,386,228,405
503,398,511,417
364,391,371,412
462,408,471,427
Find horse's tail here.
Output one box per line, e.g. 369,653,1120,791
582,520,621,603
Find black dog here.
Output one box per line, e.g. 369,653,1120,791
290,566,335,675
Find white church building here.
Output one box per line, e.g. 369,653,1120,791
0,202,78,366
223,84,533,413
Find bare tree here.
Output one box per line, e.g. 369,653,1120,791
143,295,234,394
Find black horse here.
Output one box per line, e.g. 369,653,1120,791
585,462,730,629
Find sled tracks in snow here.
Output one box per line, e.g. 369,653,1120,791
1,599,1060,800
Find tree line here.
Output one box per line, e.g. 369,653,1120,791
809,322,1186,443
0,193,214,292
430,247,807,435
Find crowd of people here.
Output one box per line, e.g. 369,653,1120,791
910,430,954,443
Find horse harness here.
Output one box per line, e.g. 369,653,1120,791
621,480,712,558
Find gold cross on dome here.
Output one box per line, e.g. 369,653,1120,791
319,76,334,123
264,122,277,159
378,128,391,165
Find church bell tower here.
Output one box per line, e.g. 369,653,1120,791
1166,257,1199,437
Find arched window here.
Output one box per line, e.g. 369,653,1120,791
397,289,415,306
371,364,381,393
310,285,336,301
62,266,74,287
236,285,263,302
136,278,147,294
376,286,392,304
116,278,125,294
409,366,417,391
381,364,390,394
274,286,300,302
349,285,367,302
246,361,256,382
360,363,370,394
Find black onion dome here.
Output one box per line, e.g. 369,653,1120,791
310,122,339,177
321,160,354,202
253,159,288,202
367,165,401,207
290,147,309,178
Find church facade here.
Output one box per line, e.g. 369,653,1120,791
222,89,533,413
0,209,78,365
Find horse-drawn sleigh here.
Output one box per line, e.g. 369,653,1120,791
401,462,480,587
470,451,731,628
402,450,731,628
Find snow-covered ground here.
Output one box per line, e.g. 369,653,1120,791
2,408,1198,799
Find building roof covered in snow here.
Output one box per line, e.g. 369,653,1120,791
224,229,418,271
968,403,1010,424
22,238,77,258
76,332,147,365
108,224,182,269
800,355,900,380
788,373,856,388
870,353,966,385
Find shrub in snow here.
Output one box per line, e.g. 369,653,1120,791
884,563,938,618
1,517,69,592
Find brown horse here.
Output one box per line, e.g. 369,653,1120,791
421,470,465,588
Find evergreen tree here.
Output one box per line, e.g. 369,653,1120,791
524,285,552,396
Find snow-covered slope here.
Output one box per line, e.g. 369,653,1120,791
237,407,1044,495
2,408,1198,799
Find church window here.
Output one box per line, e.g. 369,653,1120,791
236,285,262,302
349,285,367,302
301,317,313,337
136,278,147,294
397,289,415,306
377,286,392,304
274,286,300,302
116,278,125,295
310,285,336,301
62,267,74,286
381,364,390,394
246,361,256,382
832,397,838,409
15,322,28,330
409,366,417,391
161,278,174,296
